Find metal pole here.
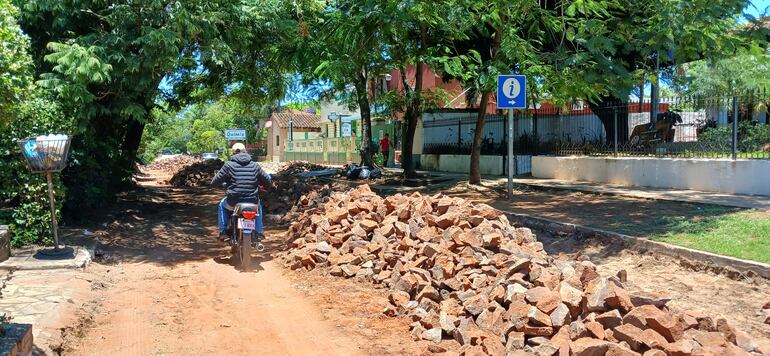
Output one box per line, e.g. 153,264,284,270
613,108,619,157
732,96,738,160
507,109,514,199
46,171,60,250
650,54,660,123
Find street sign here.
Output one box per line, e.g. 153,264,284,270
225,129,247,141
497,75,527,109
497,75,526,199
341,122,352,137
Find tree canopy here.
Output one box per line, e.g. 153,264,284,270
0,0,33,124
14,0,305,208
5,0,768,231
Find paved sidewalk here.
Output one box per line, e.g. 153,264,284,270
493,177,770,210
0,245,93,352
0,246,91,271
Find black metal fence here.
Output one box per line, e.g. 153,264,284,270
422,93,770,160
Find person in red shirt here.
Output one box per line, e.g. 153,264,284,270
379,133,392,167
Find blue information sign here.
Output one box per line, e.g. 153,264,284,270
496,75,527,109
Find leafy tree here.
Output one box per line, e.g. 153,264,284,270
298,0,389,167
674,50,770,96
452,0,759,183
140,98,270,161
442,0,608,184
138,105,192,163
0,0,33,124
574,0,755,140
379,0,465,177
15,0,300,210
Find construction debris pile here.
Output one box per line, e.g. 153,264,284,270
144,155,202,173
169,159,224,187
262,162,339,220
274,161,328,175
282,185,758,355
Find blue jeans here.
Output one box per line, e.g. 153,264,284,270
218,197,264,234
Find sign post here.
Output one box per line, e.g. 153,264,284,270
497,75,527,199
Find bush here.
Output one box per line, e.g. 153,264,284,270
699,121,770,153
0,95,74,246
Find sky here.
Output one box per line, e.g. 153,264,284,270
747,0,770,17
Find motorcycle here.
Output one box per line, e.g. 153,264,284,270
225,186,267,269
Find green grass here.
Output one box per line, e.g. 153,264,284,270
651,210,770,264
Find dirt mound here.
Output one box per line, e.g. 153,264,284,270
169,159,224,187
144,155,202,173
280,185,759,355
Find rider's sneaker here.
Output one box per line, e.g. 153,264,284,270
218,232,229,243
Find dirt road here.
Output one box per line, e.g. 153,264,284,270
54,169,769,354
59,174,416,355
68,255,361,355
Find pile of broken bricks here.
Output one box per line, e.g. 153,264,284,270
282,184,765,355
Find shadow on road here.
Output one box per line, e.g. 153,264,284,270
212,235,287,272
63,185,286,267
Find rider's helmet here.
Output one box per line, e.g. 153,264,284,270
231,143,246,154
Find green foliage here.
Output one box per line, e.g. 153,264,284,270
675,51,770,96
372,152,385,167
138,106,192,163
0,94,74,246
16,0,298,212
0,0,33,124
699,121,770,153
139,99,269,161
282,101,319,114
37,41,113,121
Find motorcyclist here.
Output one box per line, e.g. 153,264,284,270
211,143,272,242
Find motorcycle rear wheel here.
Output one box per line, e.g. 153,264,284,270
238,233,252,270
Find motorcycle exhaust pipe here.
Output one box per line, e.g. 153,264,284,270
255,242,265,252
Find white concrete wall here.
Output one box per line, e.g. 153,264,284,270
421,154,503,175
533,156,770,196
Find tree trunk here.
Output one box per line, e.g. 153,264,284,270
468,24,502,185
401,107,419,178
354,70,375,167
469,91,491,185
402,60,425,178
589,95,629,145
122,118,146,159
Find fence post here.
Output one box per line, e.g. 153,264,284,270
613,108,618,157
732,96,738,160
457,118,461,147
502,114,507,175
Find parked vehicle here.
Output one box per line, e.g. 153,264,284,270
202,152,218,160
